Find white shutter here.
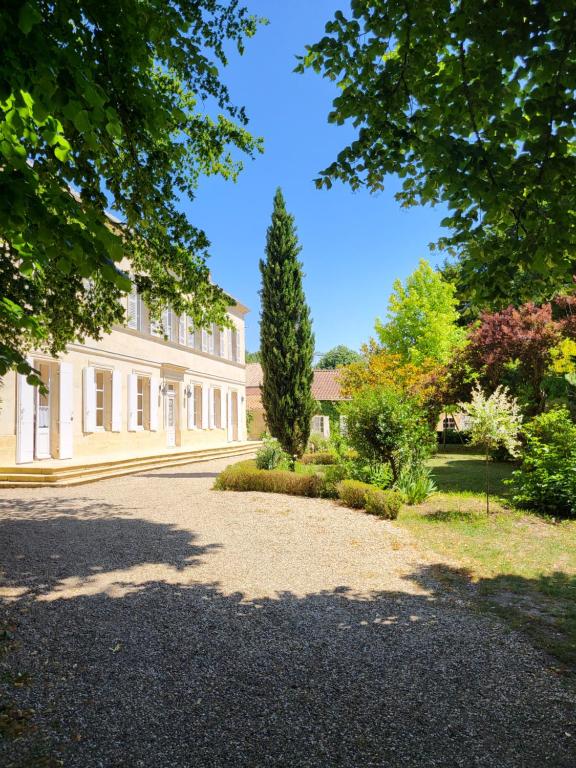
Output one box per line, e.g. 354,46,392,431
58,363,74,459
194,328,202,350
187,385,195,429
201,329,208,353
127,286,138,329
111,370,122,432
220,385,227,428
150,377,159,431
227,391,233,441
202,385,209,430
222,328,229,359
208,387,215,428
127,374,138,431
208,327,215,355
179,315,186,345
83,366,96,433
16,371,35,463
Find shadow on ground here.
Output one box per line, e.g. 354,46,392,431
1,498,574,768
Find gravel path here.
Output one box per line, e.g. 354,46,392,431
0,457,574,767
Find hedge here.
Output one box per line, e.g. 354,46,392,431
336,479,374,509
364,488,403,520
337,479,403,519
300,451,337,465
214,460,323,497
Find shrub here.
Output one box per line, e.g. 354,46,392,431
255,436,287,470
320,463,349,498
308,433,330,452
343,386,435,483
214,461,323,497
346,460,393,490
301,451,337,465
395,466,437,505
364,488,403,519
510,408,576,517
336,479,374,509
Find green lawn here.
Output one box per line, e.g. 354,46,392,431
398,448,576,671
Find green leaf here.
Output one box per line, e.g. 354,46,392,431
18,2,42,35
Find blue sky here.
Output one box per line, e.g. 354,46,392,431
187,0,446,357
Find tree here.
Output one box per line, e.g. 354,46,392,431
316,345,360,369
299,3,576,303
467,303,562,415
375,260,466,365
1,1,263,382
344,386,435,485
246,350,262,363
460,385,522,514
260,188,315,462
338,340,446,426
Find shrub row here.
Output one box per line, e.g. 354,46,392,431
300,451,337,465
214,461,323,497
336,479,402,520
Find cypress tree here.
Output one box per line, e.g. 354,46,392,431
260,188,315,462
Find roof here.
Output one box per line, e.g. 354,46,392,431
245,363,345,401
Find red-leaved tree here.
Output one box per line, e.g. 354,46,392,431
467,303,562,414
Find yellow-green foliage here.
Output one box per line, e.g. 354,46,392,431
300,451,337,465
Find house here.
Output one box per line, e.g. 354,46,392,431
245,363,346,439
0,283,253,484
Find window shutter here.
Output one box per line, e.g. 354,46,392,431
208,387,215,428
127,374,138,431
58,363,74,458
208,328,215,355
179,315,186,345
236,330,241,363
83,366,96,433
202,385,209,429
127,286,138,329
187,385,195,429
149,377,159,431
195,328,202,350
16,369,35,463
201,329,208,353
220,386,227,429
111,370,122,432
139,296,149,334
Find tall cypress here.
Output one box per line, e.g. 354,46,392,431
260,188,315,461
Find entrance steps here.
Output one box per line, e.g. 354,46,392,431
0,442,258,488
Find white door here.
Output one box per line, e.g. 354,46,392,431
35,362,51,459
165,384,176,448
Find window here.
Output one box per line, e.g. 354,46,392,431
213,388,222,428
212,324,222,356
136,376,150,429
194,384,203,428
443,416,457,430
162,309,173,341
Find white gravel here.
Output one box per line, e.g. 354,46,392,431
0,457,574,767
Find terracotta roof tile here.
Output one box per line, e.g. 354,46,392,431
245,363,345,401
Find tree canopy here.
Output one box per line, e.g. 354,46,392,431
1,0,263,381
299,2,576,304
375,260,466,365
260,188,315,459
316,345,360,369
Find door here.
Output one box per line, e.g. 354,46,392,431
231,390,239,441
35,362,51,459
165,383,176,447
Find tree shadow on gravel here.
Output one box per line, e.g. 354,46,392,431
0,511,575,768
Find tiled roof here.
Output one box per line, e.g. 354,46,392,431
312,369,345,401
245,363,345,402
246,362,263,386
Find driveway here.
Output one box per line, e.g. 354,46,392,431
0,457,574,767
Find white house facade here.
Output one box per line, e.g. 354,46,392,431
0,286,250,476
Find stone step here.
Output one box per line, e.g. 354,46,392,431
0,443,257,488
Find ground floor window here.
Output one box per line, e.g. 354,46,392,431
194,384,203,428
137,376,150,429
95,370,107,429
213,388,222,428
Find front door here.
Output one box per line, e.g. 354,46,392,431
35,362,51,459
165,383,176,448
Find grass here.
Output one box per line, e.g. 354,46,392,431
397,448,576,671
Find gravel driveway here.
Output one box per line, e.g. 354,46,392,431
1,457,574,767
